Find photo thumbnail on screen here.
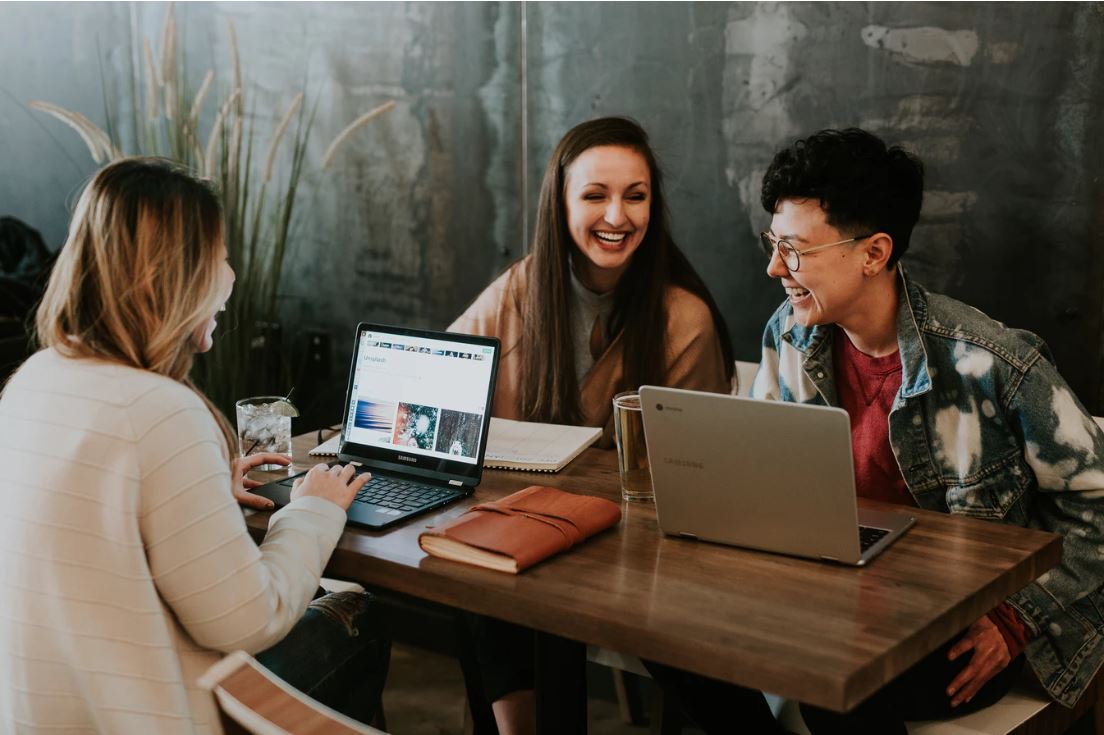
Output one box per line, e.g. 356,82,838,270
354,399,397,433
435,409,484,459
392,403,439,450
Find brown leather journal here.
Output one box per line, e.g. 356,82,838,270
418,486,622,573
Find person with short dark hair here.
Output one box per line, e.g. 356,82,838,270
648,128,1104,733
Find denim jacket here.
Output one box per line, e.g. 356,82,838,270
751,268,1104,707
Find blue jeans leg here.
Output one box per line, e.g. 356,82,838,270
256,590,391,724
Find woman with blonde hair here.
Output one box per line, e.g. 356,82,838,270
0,157,388,734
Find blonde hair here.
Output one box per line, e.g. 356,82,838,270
36,157,236,455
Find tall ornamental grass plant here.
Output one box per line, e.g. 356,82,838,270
30,5,394,415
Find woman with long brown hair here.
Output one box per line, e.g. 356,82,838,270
0,158,388,733
453,117,732,448
451,117,733,733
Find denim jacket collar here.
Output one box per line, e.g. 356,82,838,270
780,267,933,404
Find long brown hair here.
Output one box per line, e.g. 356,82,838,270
35,157,237,455
520,117,734,424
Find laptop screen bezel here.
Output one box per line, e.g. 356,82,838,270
336,322,500,486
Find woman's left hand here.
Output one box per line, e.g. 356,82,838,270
232,453,291,510
946,616,1011,707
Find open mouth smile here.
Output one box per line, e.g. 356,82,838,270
785,286,811,305
593,230,631,249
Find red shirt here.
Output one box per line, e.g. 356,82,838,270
833,330,913,507
833,329,1030,657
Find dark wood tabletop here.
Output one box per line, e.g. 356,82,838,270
245,430,1062,713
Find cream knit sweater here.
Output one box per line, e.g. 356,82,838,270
0,349,347,734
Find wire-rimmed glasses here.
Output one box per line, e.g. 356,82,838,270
759,231,874,272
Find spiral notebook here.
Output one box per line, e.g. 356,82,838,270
311,417,601,473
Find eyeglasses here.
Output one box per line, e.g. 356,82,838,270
759,231,874,272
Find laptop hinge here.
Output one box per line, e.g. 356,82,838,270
449,479,464,487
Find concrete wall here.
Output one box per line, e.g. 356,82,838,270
523,2,1104,410
3,2,1103,413
0,3,133,249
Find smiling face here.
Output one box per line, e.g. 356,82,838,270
563,145,651,292
766,198,870,328
191,240,235,353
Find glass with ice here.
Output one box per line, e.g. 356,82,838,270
234,397,298,471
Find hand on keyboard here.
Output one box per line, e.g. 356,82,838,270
291,462,373,511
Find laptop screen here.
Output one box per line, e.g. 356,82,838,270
339,325,499,481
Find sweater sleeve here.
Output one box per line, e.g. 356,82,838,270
133,383,347,654
449,264,522,336
663,288,729,395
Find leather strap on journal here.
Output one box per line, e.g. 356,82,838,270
418,485,621,572
467,502,586,546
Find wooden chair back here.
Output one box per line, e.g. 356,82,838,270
198,650,387,735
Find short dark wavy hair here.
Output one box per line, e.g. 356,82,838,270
760,128,924,267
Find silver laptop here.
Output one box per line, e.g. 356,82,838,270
639,386,914,565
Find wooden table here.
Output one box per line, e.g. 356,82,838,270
247,431,1061,725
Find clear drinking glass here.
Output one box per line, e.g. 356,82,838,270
235,396,295,471
613,391,654,502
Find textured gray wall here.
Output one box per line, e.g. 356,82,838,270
523,2,1104,410
3,2,1103,414
0,2,133,249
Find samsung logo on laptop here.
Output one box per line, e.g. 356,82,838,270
664,457,704,470
396,455,418,463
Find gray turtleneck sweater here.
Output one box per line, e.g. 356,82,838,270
569,268,616,384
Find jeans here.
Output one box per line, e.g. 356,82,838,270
645,629,1024,735
256,590,391,724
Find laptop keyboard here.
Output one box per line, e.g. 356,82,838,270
859,525,890,552
279,465,458,516
353,475,457,515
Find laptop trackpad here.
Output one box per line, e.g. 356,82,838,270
250,473,303,507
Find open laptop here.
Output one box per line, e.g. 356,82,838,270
252,323,500,530
639,386,914,565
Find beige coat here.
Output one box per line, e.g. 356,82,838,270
449,257,730,448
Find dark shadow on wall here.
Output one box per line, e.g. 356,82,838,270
0,217,54,386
